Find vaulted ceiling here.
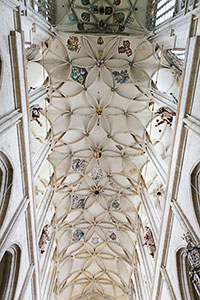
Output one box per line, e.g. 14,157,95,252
27,4,181,296
55,0,149,35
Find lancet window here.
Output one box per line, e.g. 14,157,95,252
147,0,188,29
31,0,55,24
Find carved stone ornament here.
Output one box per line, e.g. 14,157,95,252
30,104,43,127
183,233,200,296
155,106,176,128
39,224,51,254
142,226,156,258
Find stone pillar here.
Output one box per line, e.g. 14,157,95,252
37,187,54,234
132,267,144,300
41,229,56,282
145,140,168,185
139,186,159,239
137,232,153,288
18,264,35,300
33,137,52,180
183,114,200,137
170,199,200,244
160,265,177,300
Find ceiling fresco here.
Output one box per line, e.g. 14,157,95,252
27,32,180,299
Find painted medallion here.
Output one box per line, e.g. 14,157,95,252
113,0,121,5
105,6,113,15
90,5,98,14
94,148,102,159
97,37,104,45
81,12,90,22
77,22,85,31
127,17,135,24
113,12,125,24
72,229,84,241
91,236,100,245
68,13,76,22
110,232,117,240
81,0,90,5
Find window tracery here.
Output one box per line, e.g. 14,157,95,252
147,0,189,29
32,0,56,24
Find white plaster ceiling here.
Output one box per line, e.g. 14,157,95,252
27,33,181,299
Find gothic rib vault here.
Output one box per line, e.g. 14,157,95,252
28,33,181,300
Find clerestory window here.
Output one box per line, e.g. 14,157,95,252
155,0,176,26
147,0,187,29
32,0,55,24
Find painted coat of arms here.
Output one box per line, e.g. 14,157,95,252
71,66,88,85
112,69,130,84
118,40,133,57
72,195,86,209
72,229,84,241
67,36,81,53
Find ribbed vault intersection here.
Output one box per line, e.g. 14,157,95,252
28,32,179,299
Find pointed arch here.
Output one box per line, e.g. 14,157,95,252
0,244,21,300
0,151,13,228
